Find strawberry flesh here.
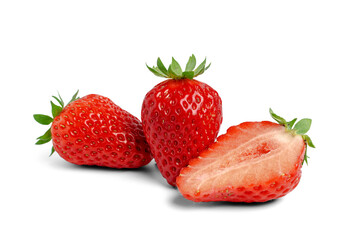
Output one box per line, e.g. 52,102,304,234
176,121,305,202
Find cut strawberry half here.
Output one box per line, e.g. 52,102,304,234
176,109,315,203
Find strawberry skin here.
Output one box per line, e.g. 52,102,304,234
141,78,222,186
36,93,152,168
176,121,306,202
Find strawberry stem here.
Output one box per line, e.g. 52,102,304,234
269,108,315,165
146,55,211,80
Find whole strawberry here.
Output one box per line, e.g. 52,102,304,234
34,91,152,168
176,109,315,202
142,55,223,186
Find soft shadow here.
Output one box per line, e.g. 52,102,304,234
49,158,149,172
171,192,281,209
48,158,173,189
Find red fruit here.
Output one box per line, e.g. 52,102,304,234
176,109,315,202
142,55,222,186
34,91,152,168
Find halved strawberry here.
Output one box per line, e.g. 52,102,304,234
176,109,315,203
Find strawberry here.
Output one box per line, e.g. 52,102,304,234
34,91,152,168
142,55,223,186
176,109,315,202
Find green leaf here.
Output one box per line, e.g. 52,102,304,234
58,92,64,106
286,118,297,129
36,138,52,145
294,118,312,135
50,146,55,156
170,57,183,77
51,101,63,118
269,108,287,126
195,67,205,77
205,63,211,71
155,67,168,77
37,128,51,140
302,134,315,165
67,90,80,105
304,153,309,165
185,54,196,71
52,94,64,108
157,58,168,76
146,64,167,78
35,128,52,145
303,135,315,148
194,58,207,76
182,71,195,80
33,114,53,125
168,65,180,79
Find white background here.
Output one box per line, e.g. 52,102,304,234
1,0,361,239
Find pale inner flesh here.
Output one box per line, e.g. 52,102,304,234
184,126,304,193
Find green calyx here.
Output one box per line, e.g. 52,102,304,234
269,108,315,165
33,90,80,156
146,54,211,80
